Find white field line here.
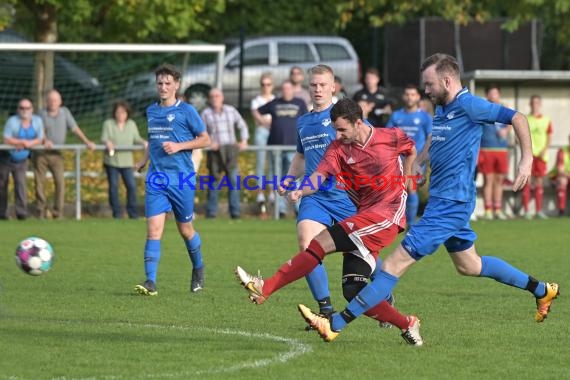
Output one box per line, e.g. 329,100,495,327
2,320,313,380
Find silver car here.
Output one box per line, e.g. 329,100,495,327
125,35,360,111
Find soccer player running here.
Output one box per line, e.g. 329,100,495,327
300,53,559,342
236,97,424,346
134,64,211,296
386,84,432,226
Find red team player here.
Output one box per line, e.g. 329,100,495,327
235,98,423,345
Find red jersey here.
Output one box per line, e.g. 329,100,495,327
316,127,415,228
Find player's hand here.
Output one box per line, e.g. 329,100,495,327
512,156,532,192
162,141,180,155
288,190,303,203
277,178,293,196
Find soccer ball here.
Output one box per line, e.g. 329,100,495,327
15,237,55,276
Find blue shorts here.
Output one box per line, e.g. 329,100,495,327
145,185,195,223
297,195,356,226
401,197,477,260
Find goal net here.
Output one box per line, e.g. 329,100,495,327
0,43,225,129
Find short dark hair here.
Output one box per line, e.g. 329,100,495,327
365,67,380,77
485,83,501,94
155,64,181,82
112,100,132,118
404,84,420,94
330,98,362,124
530,94,541,102
420,53,460,78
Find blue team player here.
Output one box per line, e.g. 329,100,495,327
275,64,359,320
302,54,560,342
386,84,432,226
134,64,211,296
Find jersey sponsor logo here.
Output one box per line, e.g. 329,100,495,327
167,113,175,122
322,118,331,127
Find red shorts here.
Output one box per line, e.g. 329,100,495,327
478,150,508,174
338,210,401,260
532,156,547,177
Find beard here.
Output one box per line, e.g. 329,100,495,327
430,88,450,106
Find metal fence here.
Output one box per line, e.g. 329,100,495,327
0,144,296,220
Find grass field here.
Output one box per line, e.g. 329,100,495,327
0,218,568,380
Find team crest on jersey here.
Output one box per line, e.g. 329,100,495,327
414,117,420,125
167,113,176,122
446,111,455,120
322,118,331,127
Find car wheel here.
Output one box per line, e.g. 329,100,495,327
184,84,211,111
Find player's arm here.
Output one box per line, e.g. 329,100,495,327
509,111,533,191
288,170,324,201
416,133,431,166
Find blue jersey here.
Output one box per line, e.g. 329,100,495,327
430,88,502,202
386,108,432,153
480,119,508,150
146,100,205,186
296,104,347,201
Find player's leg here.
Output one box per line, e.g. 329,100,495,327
447,218,559,322
235,226,337,304
535,175,546,218
134,187,171,295
556,176,568,216
331,199,462,333
172,188,204,293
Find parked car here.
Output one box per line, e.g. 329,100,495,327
0,29,104,114
125,35,361,111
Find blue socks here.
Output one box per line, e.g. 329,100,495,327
406,192,419,226
306,264,332,313
480,256,545,297
185,233,203,269
332,270,399,331
144,239,161,283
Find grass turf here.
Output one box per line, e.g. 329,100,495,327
0,218,568,379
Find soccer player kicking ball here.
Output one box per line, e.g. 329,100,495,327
236,97,424,346
300,53,559,342
134,64,211,296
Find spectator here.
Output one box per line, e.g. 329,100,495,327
0,99,44,220
35,89,96,219
522,95,552,219
551,134,570,217
251,72,275,217
478,85,511,220
419,96,435,116
289,66,311,109
257,80,308,217
352,67,392,127
201,88,249,219
101,100,147,219
332,75,347,103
